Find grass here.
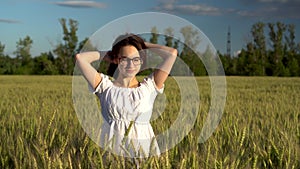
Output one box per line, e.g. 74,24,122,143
0,75,299,168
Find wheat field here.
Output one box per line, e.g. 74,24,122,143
0,75,299,168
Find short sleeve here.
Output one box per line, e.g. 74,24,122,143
142,73,164,94
88,73,113,94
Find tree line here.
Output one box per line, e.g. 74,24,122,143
0,18,299,76
220,22,300,76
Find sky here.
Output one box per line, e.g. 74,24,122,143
1,0,300,57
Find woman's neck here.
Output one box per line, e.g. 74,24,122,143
114,76,139,88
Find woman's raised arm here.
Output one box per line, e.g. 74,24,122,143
75,51,103,89
145,42,178,89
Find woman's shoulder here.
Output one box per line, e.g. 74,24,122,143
90,73,114,94
99,73,111,80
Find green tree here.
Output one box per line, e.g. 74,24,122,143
202,46,219,75
230,21,300,76
54,18,78,75
283,24,299,76
286,57,299,76
13,35,33,74
150,26,159,44
219,52,236,75
251,22,267,75
164,27,174,47
267,22,286,76
76,37,96,54
33,52,58,75
179,26,206,76
285,24,297,53
173,38,179,50
0,42,5,57
244,43,256,75
0,42,10,74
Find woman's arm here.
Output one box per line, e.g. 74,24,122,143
145,42,178,89
75,51,106,89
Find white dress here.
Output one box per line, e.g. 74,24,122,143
90,73,163,158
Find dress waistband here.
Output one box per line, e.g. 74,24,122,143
109,118,150,125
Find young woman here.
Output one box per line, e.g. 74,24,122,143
75,33,177,157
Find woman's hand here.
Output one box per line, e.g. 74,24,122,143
102,51,118,64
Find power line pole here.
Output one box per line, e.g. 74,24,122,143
227,26,231,57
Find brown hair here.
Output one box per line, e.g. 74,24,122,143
106,33,147,77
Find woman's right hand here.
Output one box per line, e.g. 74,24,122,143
102,51,118,64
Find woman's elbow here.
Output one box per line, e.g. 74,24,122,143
75,53,81,61
75,53,87,64
171,49,178,57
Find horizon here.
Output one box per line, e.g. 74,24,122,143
1,0,300,57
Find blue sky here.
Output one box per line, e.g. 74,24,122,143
1,0,300,57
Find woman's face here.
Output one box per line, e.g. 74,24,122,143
117,45,142,78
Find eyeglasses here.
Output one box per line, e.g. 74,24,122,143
119,57,143,66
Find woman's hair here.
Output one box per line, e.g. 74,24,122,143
105,33,147,77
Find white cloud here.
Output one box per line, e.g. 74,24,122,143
54,1,107,8
154,3,227,16
0,19,21,24
233,50,241,57
155,0,300,19
241,0,299,3
258,0,293,2
177,4,222,15
237,1,300,19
